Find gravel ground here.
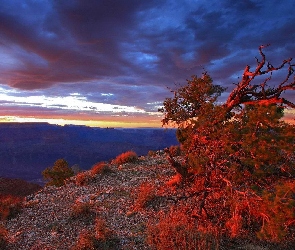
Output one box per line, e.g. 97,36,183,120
5,154,176,250
4,153,294,250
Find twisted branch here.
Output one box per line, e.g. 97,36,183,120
225,45,295,112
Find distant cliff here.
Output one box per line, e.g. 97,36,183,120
0,123,178,184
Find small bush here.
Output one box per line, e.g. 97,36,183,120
94,218,119,250
134,182,156,210
113,151,138,165
75,172,92,186
94,218,112,241
72,230,96,250
0,225,8,249
42,159,74,187
147,209,220,250
72,219,118,250
0,195,23,221
166,173,182,186
91,162,112,176
70,201,94,223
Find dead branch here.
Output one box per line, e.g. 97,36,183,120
225,45,295,112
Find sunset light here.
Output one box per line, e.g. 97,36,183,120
0,1,294,127
0,116,162,128
1,1,295,249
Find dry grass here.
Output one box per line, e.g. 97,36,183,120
75,172,93,186
134,182,156,210
146,208,220,250
112,151,138,165
72,218,118,250
71,230,96,250
70,201,94,223
90,162,112,176
94,218,112,241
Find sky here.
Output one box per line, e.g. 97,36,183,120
0,0,294,127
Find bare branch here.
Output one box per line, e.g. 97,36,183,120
225,45,295,112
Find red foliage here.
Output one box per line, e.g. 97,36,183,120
112,151,138,165
0,194,23,221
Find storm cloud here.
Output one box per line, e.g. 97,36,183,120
0,0,294,126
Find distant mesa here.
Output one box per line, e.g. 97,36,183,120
0,122,178,184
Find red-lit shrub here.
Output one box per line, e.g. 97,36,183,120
147,207,220,250
91,162,112,176
94,218,112,241
256,180,295,241
134,182,156,210
113,151,138,165
71,218,117,250
0,195,23,221
75,163,112,186
70,201,94,223
75,172,92,186
71,230,96,250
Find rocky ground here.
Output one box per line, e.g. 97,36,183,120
2,152,294,250
4,153,176,249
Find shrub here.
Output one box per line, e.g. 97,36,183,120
113,151,138,165
94,218,119,250
256,180,295,241
91,162,112,176
72,219,118,250
72,230,96,250
166,173,182,186
94,218,112,241
70,201,94,223
75,172,92,186
42,159,74,187
147,208,220,250
0,194,23,221
134,182,156,210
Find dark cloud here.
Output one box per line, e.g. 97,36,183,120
0,0,294,126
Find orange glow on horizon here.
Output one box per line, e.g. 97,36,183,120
0,115,163,128
1,109,294,128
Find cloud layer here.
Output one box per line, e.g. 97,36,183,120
0,0,294,126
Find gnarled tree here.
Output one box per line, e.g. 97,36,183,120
159,45,295,244
225,44,295,111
